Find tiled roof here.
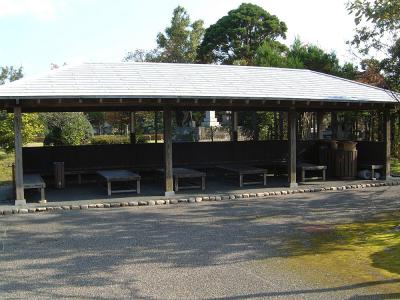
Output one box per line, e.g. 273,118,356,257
0,62,397,103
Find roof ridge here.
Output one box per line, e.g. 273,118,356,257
84,61,313,73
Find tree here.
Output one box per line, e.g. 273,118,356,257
381,39,400,91
0,66,23,84
123,49,161,62
255,41,302,68
347,0,400,55
255,39,357,79
0,113,44,152
356,59,388,88
347,0,400,93
287,39,357,79
123,6,204,127
40,113,93,146
124,6,204,63
156,6,204,63
0,66,44,152
198,3,287,65
87,112,106,134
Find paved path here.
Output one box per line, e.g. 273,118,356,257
0,186,399,299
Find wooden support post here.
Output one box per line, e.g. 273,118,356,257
231,111,238,141
130,112,136,144
288,108,298,188
317,112,324,140
163,109,174,196
384,108,391,179
14,106,25,205
154,111,159,143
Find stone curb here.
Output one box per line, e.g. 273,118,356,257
1,180,399,216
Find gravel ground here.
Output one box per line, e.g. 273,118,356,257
0,186,399,299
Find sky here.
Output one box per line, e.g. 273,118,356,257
0,0,357,77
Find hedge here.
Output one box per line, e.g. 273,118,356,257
90,135,130,145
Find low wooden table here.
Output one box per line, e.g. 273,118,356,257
217,164,267,187
159,168,206,191
97,170,141,196
298,163,327,182
24,174,46,203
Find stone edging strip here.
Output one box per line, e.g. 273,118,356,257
1,181,399,216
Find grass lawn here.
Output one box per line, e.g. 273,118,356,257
0,150,14,186
281,212,400,291
0,143,42,186
391,157,400,175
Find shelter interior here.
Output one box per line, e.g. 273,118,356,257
8,98,394,205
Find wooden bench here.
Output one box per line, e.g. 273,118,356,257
217,164,267,187
298,163,327,182
23,174,46,203
359,164,383,180
159,168,206,191
97,170,141,196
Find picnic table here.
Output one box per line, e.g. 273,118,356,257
23,174,46,203
217,164,267,187
97,170,141,196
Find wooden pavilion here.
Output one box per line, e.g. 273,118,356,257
0,62,397,205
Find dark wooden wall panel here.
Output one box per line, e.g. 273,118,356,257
23,140,320,173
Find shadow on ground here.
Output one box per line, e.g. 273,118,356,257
0,186,399,298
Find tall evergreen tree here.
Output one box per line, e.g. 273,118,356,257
198,3,287,65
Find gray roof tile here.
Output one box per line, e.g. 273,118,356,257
0,62,397,103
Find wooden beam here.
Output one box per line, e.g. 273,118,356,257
163,109,174,196
14,106,25,205
383,108,391,179
288,108,298,188
231,111,238,141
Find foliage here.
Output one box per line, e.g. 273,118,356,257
255,41,302,68
125,6,204,64
0,66,23,84
347,0,400,55
255,39,358,79
198,3,287,65
288,39,357,79
356,58,388,88
123,49,160,62
156,6,204,63
40,112,93,146
87,112,107,133
381,39,400,91
0,150,14,185
90,135,130,145
0,112,44,152
0,66,44,152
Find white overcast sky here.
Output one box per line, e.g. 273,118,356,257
0,0,357,76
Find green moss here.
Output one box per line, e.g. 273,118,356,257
278,213,400,291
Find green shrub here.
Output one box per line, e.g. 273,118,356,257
90,135,130,145
41,112,93,146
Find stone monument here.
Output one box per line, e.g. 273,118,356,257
201,111,220,127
